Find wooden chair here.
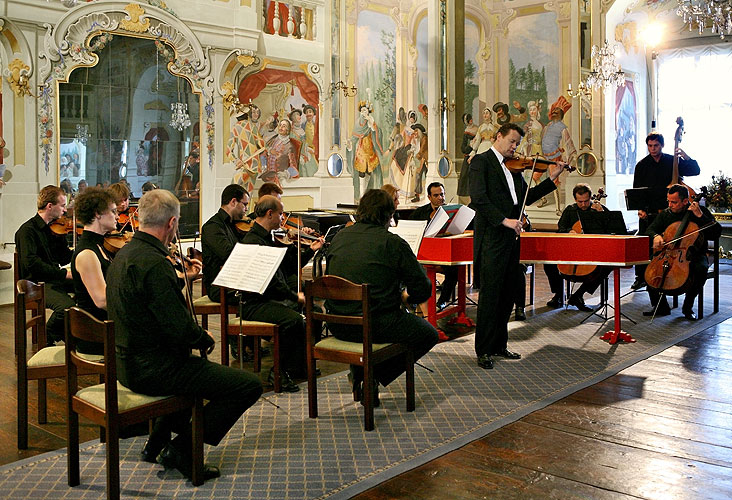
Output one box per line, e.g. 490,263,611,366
220,287,281,392
304,275,415,431
65,307,204,499
698,235,720,319
192,279,236,330
15,279,82,449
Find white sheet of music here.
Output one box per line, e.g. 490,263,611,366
424,207,449,237
389,220,428,256
445,205,475,235
212,243,287,294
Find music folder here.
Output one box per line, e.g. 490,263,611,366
424,204,475,237
213,243,287,294
577,210,629,235
389,220,428,256
624,187,668,211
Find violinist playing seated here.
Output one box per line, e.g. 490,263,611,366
109,182,136,233
70,187,119,354
409,182,458,312
544,184,613,311
643,184,721,320
14,185,74,345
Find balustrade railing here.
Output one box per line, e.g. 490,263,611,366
263,0,316,40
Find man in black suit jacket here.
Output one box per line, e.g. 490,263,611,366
468,122,566,369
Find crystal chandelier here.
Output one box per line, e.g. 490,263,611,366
676,0,732,38
75,124,90,145
585,41,625,91
169,102,191,131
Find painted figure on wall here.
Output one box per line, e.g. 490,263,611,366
346,100,384,201
457,113,478,202
226,106,267,193
520,100,545,157
615,80,637,175
468,107,498,162
410,123,428,203
540,96,577,214
263,119,301,185
385,121,412,200
291,107,318,177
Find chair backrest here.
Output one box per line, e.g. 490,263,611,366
15,279,47,356
304,275,371,346
64,308,114,405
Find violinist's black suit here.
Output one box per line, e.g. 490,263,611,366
468,148,556,357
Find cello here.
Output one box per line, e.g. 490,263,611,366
557,188,607,280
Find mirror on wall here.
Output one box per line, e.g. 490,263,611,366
327,152,343,177
58,35,201,238
437,154,451,178
576,150,598,177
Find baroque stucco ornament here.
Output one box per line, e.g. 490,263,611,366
4,59,32,97
38,1,215,173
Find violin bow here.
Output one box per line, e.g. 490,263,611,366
174,227,207,359
656,221,718,249
516,156,539,240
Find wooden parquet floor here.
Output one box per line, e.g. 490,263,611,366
3,267,732,499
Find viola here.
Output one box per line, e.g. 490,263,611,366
504,155,576,174
644,192,707,295
102,232,133,254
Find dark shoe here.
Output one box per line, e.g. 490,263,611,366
568,294,592,312
436,301,449,312
290,367,321,379
410,195,420,203
493,348,521,360
140,435,169,464
682,308,697,321
546,295,562,309
643,306,671,317
358,380,380,408
228,337,239,360
348,367,363,401
158,443,220,481
514,307,526,321
630,278,646,290
477,354,494,369
269,368,300,393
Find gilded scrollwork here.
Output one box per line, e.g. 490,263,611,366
120,3,151,33
221,80,238,113
4,59,32,97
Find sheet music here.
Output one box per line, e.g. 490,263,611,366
213,243,287,294
445,205,475,235
424,207,448,237
389,220,428,256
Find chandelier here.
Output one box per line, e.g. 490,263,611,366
585,41,625,91
677,0,732,38
169,102,191,131
75,124,90,145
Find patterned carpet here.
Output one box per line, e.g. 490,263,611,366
2,276,730,499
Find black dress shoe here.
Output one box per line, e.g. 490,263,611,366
546,295,562,308
642,306,671,317
477,354,494,369
568,294,592,312
514,307,526,321
158,443,220,481
630,278,646,290
269,368,300,393
493,348,521,360
682,308,697,321
141,435,170,464
436,301,448,312
358,380,380,408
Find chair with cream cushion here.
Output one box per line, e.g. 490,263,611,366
64,307,204,500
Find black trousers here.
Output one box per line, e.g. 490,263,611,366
45,282,75,344
241,299,307,375
124,355,262,447
635,213,657,280
330,310,438,387
543,264,565,296
437,266,458,303
475,231,519,357
514,264,527,308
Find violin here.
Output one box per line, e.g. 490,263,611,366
102,232,133,254
49,215,83,236
504,155,576,174
557,188,607,280
235,218,254,234
117,206,139,232
644,192,707,295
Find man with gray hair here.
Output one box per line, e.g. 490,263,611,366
106,189,262,482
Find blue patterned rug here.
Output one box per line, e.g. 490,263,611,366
2,279,730,499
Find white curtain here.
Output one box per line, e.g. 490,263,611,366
656,43,732,191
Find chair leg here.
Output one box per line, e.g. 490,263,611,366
699,286,704,320
17,371,28,449
38,378,48,424
363,365,374,431
271,333,281,394
67,410,80,486
307,353,318,419
106,423,120,500
406,351,415,412
201,313,208,331
191,398,204,487
253,337,261,373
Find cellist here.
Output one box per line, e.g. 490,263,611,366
544,183,612,311
644,184,720,320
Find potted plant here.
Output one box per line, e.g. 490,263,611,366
705,171,732,213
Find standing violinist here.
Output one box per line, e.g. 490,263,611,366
239,195,323,392
544,184,613,312
70,187,118,354
14,185,74,345
409,182,458,311
631,133,700,289
644,184,720,320
468,123,566,370
109,182,134,233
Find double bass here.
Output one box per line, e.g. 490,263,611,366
557,188,608,280
669,116,696,198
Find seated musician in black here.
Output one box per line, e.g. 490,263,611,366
409,181,458,311
14,185,74,345
240,195,323,392
544,183,612,312
106,189,262,481
326,189,439,406
644,184,720,320
70,187,118,354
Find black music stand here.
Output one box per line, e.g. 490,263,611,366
624,187,668,212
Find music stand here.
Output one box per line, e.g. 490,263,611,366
624,187,668,212
577,210,628,235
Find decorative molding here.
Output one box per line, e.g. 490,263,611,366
4,58,32,97
615,22,639,53
37,1,215,171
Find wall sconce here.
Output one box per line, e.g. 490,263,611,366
567,81,592,100
329,81,357,98
439,97,455,112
